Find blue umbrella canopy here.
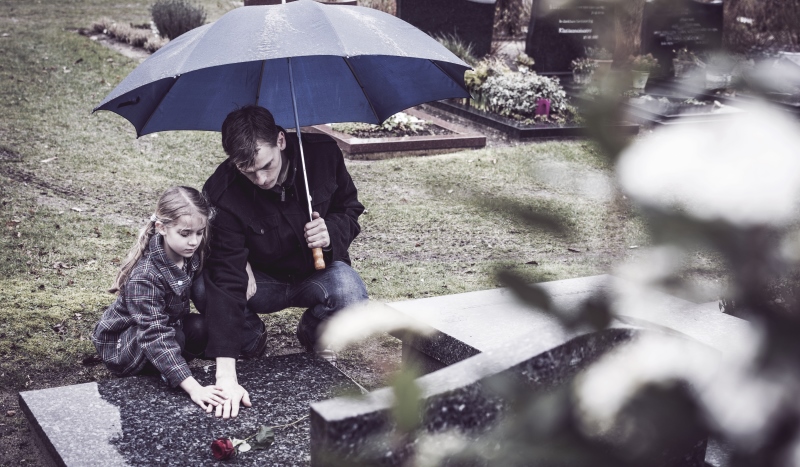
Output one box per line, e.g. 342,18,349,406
94,0,471,136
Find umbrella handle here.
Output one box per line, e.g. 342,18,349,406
312,247,325,270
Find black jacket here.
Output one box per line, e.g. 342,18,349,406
202,131,364,358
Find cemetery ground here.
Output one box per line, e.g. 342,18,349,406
0,0,729,465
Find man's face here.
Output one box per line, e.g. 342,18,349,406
239,133,286,190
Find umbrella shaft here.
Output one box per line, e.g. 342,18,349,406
287,57,314,222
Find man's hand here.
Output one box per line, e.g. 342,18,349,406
304,211,330,249
215,357,252,419
245,261,257,301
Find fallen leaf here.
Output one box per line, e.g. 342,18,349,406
526,260,539,265
71,207,83,212
52,320,65,333
447,189,453,194
6,410,15,417
629,245,639,249
82,354,102,366
40,157,57,163
567,248,581,253
74,58,83,64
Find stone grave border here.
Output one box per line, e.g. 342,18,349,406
310,275,751,465
622,95,746,126
426,99,640,139
307,107,486,160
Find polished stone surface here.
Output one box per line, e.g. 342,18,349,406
388,275,752,372
325,274,748,466
20,353,358,466
311,328,646,466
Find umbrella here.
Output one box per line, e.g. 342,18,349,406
94,0,471,268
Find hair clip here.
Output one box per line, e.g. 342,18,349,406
150,214,158,222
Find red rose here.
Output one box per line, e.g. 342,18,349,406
211,437,236,460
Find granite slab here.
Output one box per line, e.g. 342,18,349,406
19,353,359,467
388,275,752,371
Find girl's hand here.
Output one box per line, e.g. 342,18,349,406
245,261,257,301
180,377,229,411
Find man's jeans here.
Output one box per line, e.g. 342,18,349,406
193,261,368,354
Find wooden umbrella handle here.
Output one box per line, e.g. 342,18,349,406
312,247,326,270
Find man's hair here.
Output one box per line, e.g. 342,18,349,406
221,105,281,170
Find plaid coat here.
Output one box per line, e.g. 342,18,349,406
92,234,199,387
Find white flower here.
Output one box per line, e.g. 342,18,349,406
617,101,800,226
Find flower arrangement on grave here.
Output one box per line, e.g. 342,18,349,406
515,52,536,70
570,57,596,75
672,47,699,78
673,47,698,63
585,47,613,75
331,111,434,137
464,57,511,108
479,71,573,123
570,57,596,85
627,54,660,73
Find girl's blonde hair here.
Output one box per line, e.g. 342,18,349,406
110,186,213,294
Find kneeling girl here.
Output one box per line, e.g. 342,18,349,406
92,186,227,412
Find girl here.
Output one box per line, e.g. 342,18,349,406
92,186,227,412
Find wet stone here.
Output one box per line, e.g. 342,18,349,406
19,353,358,466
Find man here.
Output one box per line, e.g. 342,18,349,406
200,105,368,418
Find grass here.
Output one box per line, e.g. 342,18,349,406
0,0,656,388
0,0,726,464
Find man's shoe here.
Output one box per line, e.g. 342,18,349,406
241,328,269,359
316,348,338,367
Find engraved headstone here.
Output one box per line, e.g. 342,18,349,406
641,0,724,74
525,0,614,73
396,0,497,57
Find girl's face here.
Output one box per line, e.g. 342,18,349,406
156,213,207,267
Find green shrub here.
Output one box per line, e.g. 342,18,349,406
434,33,479,67
480,70,569,121
150,0,206,40
464,57,511,100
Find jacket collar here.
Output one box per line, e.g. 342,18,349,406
147,233,198,294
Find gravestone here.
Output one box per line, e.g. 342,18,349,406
396,0,497,57
19,353,359,466
525,0,614,73
311,275,750,465
642,0,724,74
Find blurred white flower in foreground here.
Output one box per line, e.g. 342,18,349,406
617,102,800,226
318,300,435,351
575,331,787,449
